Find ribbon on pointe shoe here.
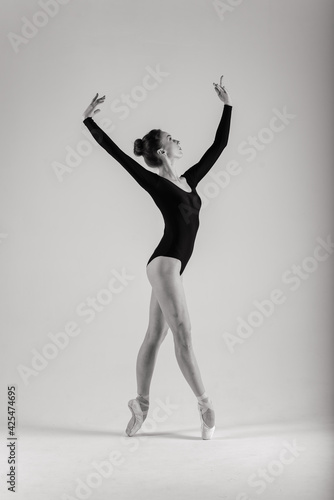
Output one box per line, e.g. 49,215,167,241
197,393,214,415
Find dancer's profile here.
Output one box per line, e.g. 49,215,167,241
82,75,232,439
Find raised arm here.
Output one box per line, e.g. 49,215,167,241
182,76,233,189
182,103,232,189
82,94,159,192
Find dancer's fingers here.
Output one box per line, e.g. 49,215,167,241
218,84,227,94
220,75,224,86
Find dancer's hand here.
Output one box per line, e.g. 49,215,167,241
213,75,232,105
82,93,106,120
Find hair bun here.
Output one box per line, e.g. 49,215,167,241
134,138,144,156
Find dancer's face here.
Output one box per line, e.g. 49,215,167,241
160,131,183,160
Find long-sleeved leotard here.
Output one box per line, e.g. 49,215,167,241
83,104,232,275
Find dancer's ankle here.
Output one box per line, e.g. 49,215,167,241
197,391,209,404
137,393,149,404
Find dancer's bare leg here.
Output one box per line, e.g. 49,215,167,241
146,257,214,427
136,287,169,398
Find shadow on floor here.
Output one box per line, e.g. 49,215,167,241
20,418,330,441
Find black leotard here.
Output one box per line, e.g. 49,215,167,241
83,104,232,275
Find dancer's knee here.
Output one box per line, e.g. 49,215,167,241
172,321,193,349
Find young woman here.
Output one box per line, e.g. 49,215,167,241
82,76,232,439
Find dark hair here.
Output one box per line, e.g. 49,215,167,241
134,129,163,167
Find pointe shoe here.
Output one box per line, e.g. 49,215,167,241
197,397,215,440
125,397,149,437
